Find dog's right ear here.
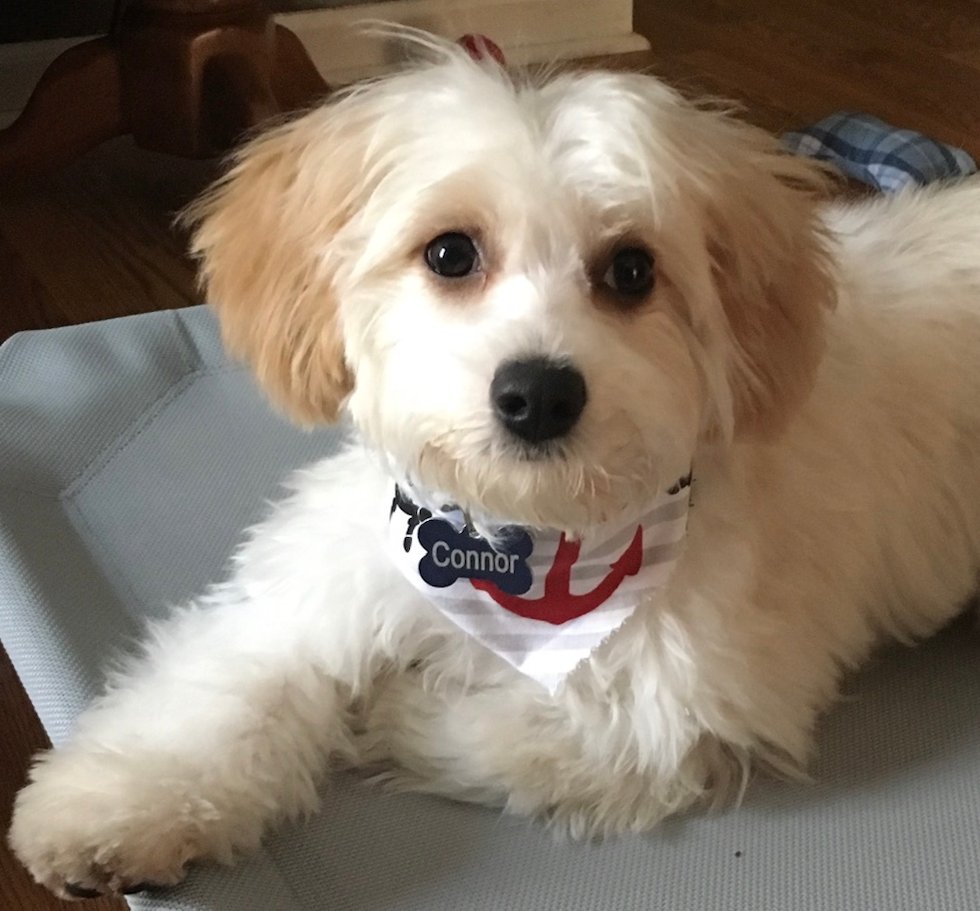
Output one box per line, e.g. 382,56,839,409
184,109,363,426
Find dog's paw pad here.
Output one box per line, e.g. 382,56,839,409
62,878,159,901
65,883,104,900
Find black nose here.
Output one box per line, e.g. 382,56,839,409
490,357,588,444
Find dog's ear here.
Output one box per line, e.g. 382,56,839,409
697,116,837,438
184,111,360,425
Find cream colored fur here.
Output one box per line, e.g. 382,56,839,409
9,34,980,900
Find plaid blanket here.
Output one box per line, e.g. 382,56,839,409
783,111,976,192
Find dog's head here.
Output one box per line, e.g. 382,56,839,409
187,37,835,532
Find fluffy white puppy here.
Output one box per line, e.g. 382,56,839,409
10,34,980,900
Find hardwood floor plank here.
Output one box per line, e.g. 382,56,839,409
641,0,980,153
0,232,60,338
0,138,214,337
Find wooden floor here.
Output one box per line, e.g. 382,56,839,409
4,2,980,908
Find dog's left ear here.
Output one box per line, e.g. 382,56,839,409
184,111,361,426
683,112,838,439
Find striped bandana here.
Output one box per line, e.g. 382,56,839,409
387,476,692,693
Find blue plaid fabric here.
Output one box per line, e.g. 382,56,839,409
783,111,976,192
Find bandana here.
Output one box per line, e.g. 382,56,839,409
387,475,692,693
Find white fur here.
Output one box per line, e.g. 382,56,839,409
10,36,980,899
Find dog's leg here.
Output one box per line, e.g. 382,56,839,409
8,458,405,899
7,582,364,899
357,667,741,839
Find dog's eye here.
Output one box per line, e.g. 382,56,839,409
602,248,655,298
424,233,480,278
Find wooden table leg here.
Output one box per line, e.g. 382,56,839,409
0,4,329,195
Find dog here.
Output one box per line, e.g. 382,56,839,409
10,32,980,900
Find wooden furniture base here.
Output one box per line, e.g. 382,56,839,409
0,0,328,195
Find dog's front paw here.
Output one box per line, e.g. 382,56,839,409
8,748,242,900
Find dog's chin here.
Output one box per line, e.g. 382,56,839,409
410,439,674,534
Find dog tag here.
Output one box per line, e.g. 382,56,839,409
416,518,533,594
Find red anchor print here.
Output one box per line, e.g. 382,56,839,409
471,525,644,625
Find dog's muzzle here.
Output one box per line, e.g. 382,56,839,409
490,357,587,445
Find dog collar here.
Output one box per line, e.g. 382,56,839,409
387,475,692,693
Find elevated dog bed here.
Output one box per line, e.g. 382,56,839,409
1,305,978,911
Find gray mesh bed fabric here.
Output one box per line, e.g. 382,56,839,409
1,305,979,911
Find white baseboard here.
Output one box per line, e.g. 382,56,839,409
283,0,649,84
0,0,648,119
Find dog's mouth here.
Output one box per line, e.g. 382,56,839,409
416,432,575,484
504,436,572,464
